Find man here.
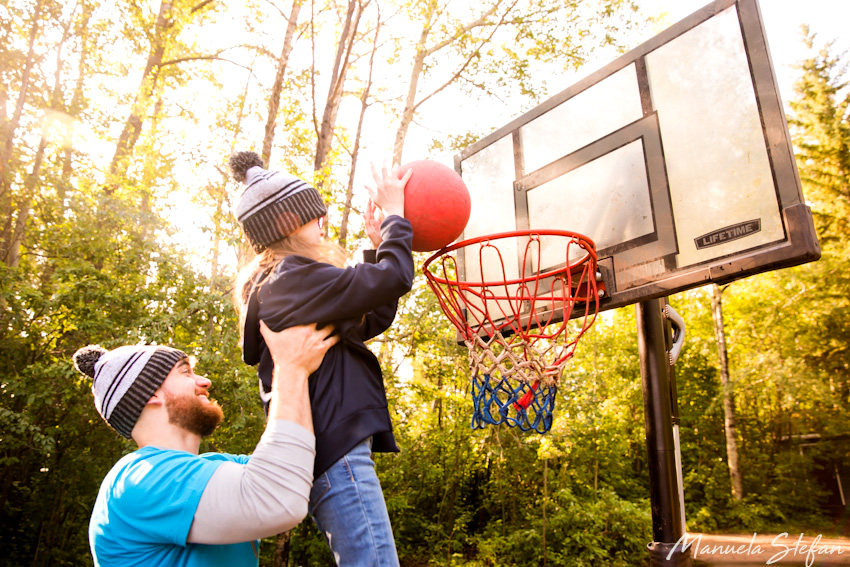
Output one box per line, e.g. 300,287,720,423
73,321,338,567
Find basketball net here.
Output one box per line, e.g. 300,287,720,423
423,230,601,433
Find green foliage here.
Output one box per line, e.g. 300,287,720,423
471,488,650,567
3,2,850,566
0,184,259,565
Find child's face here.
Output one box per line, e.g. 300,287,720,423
291,216,325,243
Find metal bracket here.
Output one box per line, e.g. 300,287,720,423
663,304,685,366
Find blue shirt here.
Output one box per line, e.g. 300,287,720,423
89,446,257,567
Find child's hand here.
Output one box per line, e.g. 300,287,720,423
364,199,386,248
367,162,411,220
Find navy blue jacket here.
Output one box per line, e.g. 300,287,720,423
241,216,414,477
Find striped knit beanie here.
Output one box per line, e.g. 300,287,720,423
73,344,187,439
229,151,327,252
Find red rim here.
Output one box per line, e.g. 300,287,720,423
422,229,597,287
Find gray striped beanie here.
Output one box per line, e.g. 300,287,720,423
229,151,327,252
73,344,187,439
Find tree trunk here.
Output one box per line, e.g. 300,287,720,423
262,0,302,165
107,0,174,189
313,0,362,177
392,21,431,166
391,1,504,164
710,283,744,501
338,7,381,247
60,1,94,204
5,136,47,267
4,1,71,266
273,531,291,567
0,0,44,262
0,0,44,193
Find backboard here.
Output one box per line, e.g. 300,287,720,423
454,0,820,315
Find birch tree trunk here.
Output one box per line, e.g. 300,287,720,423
3,0,71,267
313,0,363,178
262,0,303,165
107,0,174,189
711,283,744,501
338,7,381,247
392,21,431,166
0,0,44,191
391,1,504,164
0,0,45,263
106,0,218,192
59,1,94,204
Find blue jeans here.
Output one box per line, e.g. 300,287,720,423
309,438,399,567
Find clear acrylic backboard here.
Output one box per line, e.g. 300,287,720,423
455,0,820,315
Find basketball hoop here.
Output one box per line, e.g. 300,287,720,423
423,230,602,433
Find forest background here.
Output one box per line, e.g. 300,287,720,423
1,0,849,566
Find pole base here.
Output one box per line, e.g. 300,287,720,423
647,541,692,566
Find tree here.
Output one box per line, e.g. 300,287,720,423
786,29,850,414
388,0,640,163
1,0,51,265
107,0,221,188
789,28,850,243
2,2,79,268
709,284,743,501
313,0,366,177
338,3,382,247
261,0,303,165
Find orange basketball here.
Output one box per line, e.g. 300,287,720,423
398,160,471,252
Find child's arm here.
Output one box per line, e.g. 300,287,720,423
354,243,401,340
358,299,398,341
251,216,415,336
245,164,414,348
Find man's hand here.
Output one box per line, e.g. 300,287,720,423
260,321,338,374
260,321,339,432
260,321,338,427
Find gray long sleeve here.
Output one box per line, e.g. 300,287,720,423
187,420,316,545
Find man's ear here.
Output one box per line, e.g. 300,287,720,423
146,388,166,407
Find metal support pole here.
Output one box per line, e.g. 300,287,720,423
636,297,691,566
665,301,688,537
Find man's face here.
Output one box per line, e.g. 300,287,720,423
160,359,223,437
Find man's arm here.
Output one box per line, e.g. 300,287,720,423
187,323,337,545
263,320,334,430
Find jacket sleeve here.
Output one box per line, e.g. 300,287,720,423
252,215,414,337
355,249,400,341
358,301,398,341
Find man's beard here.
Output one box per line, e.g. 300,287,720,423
164,390,224,437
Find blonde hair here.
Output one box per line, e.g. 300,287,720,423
234,233,348,315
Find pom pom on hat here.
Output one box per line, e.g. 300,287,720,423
229,151,264,183
73,345,107,378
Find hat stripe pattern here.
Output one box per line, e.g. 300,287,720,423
108,349,186,438
91,346,187,439
238,170,307,219
233,166,327,252
100,350,146,418
241,189,327,252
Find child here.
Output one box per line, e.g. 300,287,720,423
229,150,414,567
